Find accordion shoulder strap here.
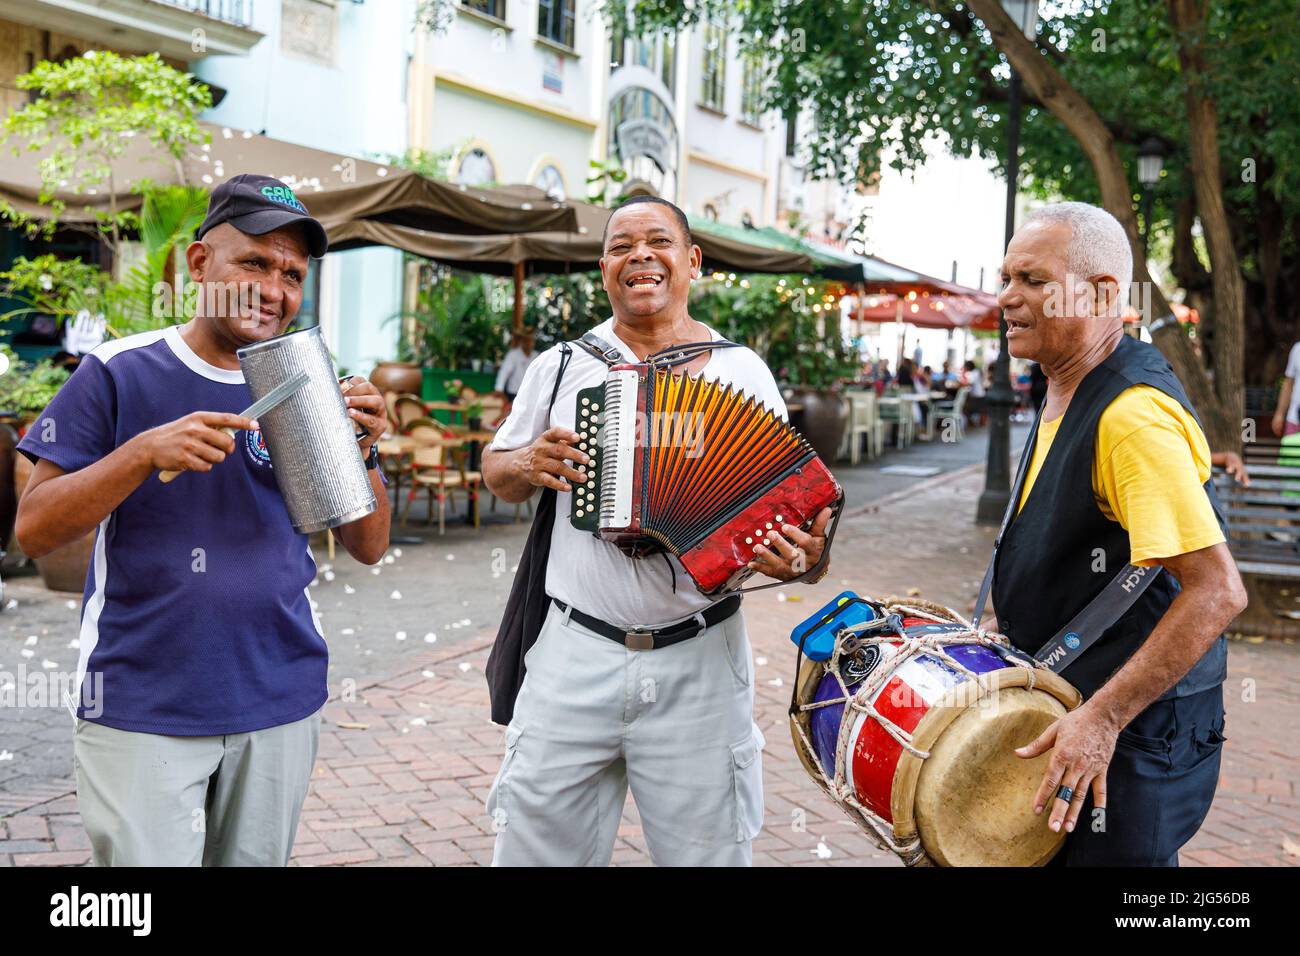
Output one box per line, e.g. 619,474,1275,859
574,331,741,370
575,332,625,366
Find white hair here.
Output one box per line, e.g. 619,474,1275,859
1025,201,1133,293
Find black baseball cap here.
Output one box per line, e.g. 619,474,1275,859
196,173,329,258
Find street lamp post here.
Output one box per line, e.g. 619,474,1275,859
976,0,1039,525
1137,136,1167,256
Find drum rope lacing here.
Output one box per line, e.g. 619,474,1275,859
789,596,1049,866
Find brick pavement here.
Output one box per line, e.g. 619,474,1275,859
3,466,1298,866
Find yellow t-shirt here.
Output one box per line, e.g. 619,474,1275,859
1017,385,1225,566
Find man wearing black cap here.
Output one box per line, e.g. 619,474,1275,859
15,175,391,866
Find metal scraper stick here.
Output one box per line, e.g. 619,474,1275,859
158,372,311,483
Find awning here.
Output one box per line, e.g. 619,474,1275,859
848,256,1001,331
0,122,577,235
326,189,819,276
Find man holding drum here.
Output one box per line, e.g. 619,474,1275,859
988,201,1246,865
482,196,833,866
14,175,391,865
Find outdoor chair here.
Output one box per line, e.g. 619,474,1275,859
393,393,428,431
932,386,971,442
878,398,915,449
841,390,885,464
405,442,482,535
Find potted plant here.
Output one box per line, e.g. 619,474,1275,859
391,265,505,414
464,398,485,431
0,350,90,591
693,274,855,461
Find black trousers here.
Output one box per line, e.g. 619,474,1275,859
1049,684,1225,867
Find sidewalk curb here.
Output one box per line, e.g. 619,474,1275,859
842,459,986,520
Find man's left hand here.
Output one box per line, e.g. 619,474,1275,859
747,507,833,582
1016,702,1120,834
340,376,389,452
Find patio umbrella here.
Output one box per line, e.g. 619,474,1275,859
0,122,577,235
324,189,821,331
849,256,1001,331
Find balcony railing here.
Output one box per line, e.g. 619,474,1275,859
149,0,254,28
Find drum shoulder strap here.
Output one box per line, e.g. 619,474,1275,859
1032,563,1162,672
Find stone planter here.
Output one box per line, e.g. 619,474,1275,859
788,388,847,464
13,453,95,593
369,361,423,396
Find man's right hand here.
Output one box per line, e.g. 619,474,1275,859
133,411,258,475
1273,411,1286,437
511,425,590,493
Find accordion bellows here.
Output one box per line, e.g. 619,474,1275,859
571,363,843,593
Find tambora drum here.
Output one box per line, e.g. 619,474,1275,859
789,592,1082,866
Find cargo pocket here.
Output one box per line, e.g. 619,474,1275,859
485,724,525,833
729,729,765,843
721,614,754,689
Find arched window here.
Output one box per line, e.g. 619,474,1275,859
455,147,496,186
533,164,566,200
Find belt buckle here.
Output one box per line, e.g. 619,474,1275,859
625,628,654,651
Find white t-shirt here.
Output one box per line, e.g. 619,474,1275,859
495,347,536,394
1286,342,1300,425
968,368,985,398
490,318,787,628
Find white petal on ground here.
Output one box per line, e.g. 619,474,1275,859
344,584,356,595
371,567,382,575
65,600,78,610
458,662,472,673
813,841,832,859
421,670,436,678
341,627,356,636
768,678,784,687
423,633,437,643
755,656,768,666
24,635,37,646
395,631,407,641
390,590,402,600
0,751,13,761
323,570,335,582
41,659,59,669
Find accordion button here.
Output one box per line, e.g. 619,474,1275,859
745,537,752,544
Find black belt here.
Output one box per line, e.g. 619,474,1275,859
552,595,742,651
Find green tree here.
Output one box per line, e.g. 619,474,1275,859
607,0,1298,449
1,50,211,257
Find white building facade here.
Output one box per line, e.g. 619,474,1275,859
194,0,414,377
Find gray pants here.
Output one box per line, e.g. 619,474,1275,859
488,602,765,867
74,711,321,867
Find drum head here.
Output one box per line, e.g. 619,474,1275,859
912,685,1069,867
790,657,827,783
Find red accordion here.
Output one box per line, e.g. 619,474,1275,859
570,363,843,594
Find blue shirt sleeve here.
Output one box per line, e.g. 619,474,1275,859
17,355,118,473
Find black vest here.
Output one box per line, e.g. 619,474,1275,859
992,335,1227,700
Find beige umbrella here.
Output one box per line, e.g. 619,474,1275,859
0,122,576,235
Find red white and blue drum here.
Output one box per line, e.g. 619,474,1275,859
792,610,1082,867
